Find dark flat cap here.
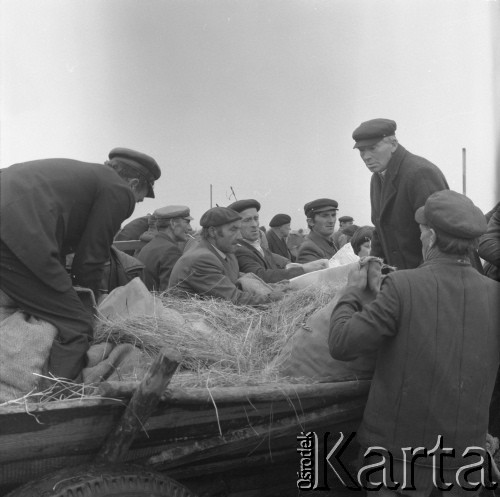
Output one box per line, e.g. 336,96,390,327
200,207,242,228
154,205,193,220
304,198,339,217
339,216,354,223
269,214,291,227
227,199,261,213
109,147,161,198
352,118,397,149
414,190,487,239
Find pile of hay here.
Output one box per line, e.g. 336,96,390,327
93,282,344,388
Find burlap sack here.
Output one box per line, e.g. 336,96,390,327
276,260,381,382
275,295,376,382
0,308,57,402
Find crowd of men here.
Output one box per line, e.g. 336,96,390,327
1,118,499,495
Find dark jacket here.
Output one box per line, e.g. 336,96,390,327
168,239,273,305
235,239,304,283
136,231,183,291
330,257,500,466
0,159,135,295
479,203,500,281
370,144,449,269
266,229,294,262
297,230,337,263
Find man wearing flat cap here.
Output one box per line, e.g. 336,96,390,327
266,214,295,262
0,147,161,381
330,190,499,495
137,205,193,291
169,207,285,305
297,198,340,263
352,118,449,269
228,199,328,283
332,215,355,249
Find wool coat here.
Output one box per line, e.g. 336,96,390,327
235,239,304,283
266,230,294,261
0,159,135,379
0,159,135,294
137,231,183,291
370,144,449,269
329,257,500,467
168,239,272,306
297,230,337,263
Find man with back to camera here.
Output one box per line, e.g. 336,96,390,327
0,148,161,380
352,118,449,269
297,198,340,263
168,206,286,305
136,205,194,291
228,199,328,283
329,190,499,496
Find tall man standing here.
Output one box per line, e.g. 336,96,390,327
352,118,448,269
329,191,499,495
0,148,161,380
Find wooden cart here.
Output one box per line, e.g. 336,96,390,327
0,349,370,497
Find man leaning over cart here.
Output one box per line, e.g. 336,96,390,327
329,190,500,496
0,148,161,381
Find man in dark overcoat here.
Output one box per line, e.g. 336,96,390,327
137,205,193,291
266,213,295,261
352,118,449,269
0,148,161,380
329,190,499,495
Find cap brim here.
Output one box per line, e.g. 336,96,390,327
353,137,383,149
184,215,194,221
313,206,339,214
146,183,155,198
414,206,426,225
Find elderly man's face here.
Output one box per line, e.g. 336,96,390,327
310,209,337,238
172,218,191,242
358,138,397,173
278,223,291,238
213,220,242,253
239,207,260,242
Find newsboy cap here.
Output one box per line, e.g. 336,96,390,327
154,205,193,220
227,199,261,213
414,190,487,239
304,198,339,217
269,214,291,227
109,147,161,198
352,118,397,149
339,216,354,223
200,207,242,228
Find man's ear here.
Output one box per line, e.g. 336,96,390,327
429,228,437,248
127,177,140,190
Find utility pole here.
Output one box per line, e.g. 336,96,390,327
462,148,467,195
210,184,213,208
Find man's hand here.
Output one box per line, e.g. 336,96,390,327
346,256,383,295
302,259,329,273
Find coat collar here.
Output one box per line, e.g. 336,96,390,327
307,229,336,252
237,238,268,264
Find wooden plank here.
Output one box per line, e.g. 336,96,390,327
98,379,371,404
96,347,181,463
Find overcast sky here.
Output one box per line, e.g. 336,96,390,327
1,0,498,230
